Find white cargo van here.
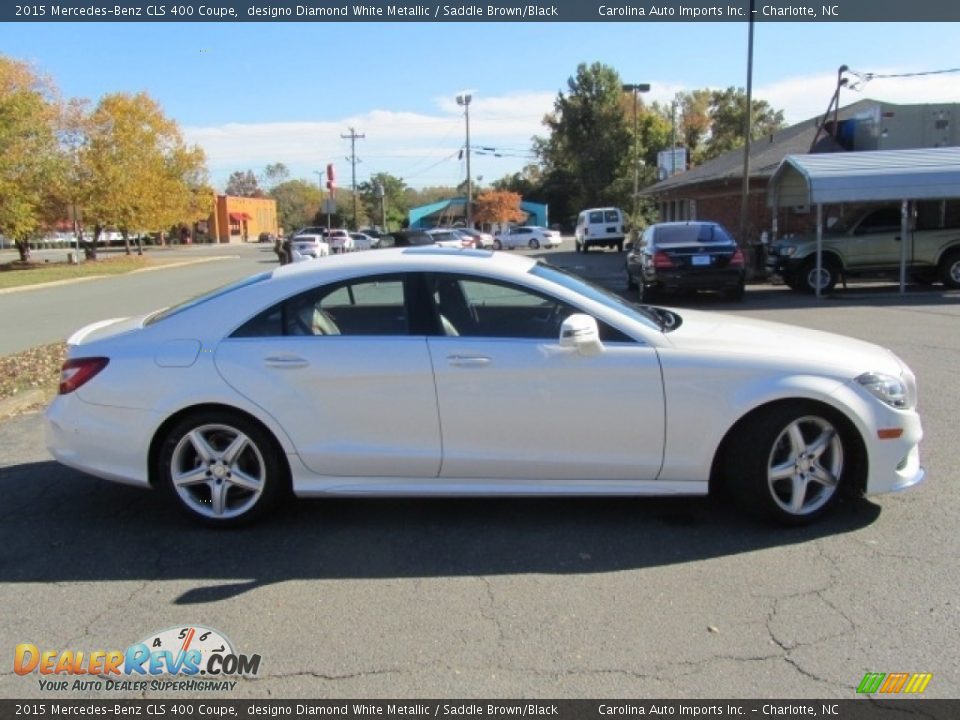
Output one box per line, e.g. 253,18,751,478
574,207,625,252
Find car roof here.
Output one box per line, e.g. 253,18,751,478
272,246,534,280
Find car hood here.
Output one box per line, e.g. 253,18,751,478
660,308,903,377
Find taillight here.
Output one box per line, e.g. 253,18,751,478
652,251,675,268
59,357,109,394
729,248,745,267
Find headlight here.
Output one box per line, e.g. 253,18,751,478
777,245,797,257
856,372,912,409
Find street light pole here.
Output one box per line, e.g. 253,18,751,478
312,171,324,226
456,93,473,228
621,83,650,222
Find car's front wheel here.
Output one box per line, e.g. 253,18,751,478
157,410,286,527
493,239,502,251
726,403,850,524
528,238,541,250
799,257,840,294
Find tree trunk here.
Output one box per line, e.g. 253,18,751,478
86,225,102,261
15,239,31,263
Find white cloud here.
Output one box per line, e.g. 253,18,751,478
185,91,556,190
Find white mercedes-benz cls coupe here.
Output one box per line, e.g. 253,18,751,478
46,247,924,527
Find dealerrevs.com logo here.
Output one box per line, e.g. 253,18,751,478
14,626,261,692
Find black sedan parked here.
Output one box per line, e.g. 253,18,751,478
626,221,746,302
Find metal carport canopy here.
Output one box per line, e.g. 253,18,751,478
768,147,960,295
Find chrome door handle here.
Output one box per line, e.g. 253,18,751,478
264,355,309,369
447,354,491,367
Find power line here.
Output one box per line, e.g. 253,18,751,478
846,66,960,90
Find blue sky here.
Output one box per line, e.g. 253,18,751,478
3,21,958,190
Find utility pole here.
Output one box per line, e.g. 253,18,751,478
341,127,365,230
739,0,755,250
456,94,473,227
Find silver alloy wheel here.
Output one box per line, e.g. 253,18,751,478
529,238,540,249
805,266,833,292
766,415,843,516
170,423,266,520
948,257,960,284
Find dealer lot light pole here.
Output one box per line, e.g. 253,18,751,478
622,83,651,222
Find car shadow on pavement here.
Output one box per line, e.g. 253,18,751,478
0,461,881,604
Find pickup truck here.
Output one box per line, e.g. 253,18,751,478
767,203,960,293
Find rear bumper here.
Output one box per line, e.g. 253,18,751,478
648,268,744,291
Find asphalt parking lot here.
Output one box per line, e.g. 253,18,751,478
1,241,958,700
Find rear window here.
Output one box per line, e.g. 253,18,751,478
604,211,620,222
146,272,271,326
589,211,604,223
654,224,733,245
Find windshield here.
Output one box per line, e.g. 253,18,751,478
145,272,271,326
529,262,664,332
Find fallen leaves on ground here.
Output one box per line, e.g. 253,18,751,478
0,342,67,405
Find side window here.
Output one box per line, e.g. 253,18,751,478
231,275,408,338
429,274,630,342
855,208,902,234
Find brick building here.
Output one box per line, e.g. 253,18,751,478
643,99,959,244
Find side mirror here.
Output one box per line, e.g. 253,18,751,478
559,313,604,356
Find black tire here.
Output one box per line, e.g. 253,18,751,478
582,241,589,254
724,402,850,525
529,238,540,250
940,250,960,289
723,281,746,301
639,280,659,303
493,239,502,251
157,410,286,527
617,241,624,253
626,268,638,290
798,257,840,294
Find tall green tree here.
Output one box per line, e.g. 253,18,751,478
357,172,410,231
535,63,633,214
269,179,323,234
665,87,786,164
703,87,785,159
0,56,62,262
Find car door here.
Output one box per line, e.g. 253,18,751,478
215,273,442,478
845,207,907,269
424,273,665,483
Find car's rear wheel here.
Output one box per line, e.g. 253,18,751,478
723,281,746,301
493,239,502,251
529,238,540,250
157,410,285,527
725,403,848,524
940,250,960,288
799,257,839,294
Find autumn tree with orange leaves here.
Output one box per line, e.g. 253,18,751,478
473,190,527,229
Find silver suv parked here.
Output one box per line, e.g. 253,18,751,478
767,202,960,293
